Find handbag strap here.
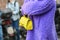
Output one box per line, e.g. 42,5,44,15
24,15,30,18
24,12,30,18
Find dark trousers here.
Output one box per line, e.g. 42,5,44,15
12,20,20,40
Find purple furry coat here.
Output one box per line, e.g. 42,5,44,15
21,0,58,40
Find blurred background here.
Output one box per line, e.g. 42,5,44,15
0,0,23,9
0,0,60,40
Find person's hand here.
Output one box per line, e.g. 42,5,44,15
24,13,28,17
24,13,27,15
20,9,22,11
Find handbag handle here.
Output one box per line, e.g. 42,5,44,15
24,14,30,18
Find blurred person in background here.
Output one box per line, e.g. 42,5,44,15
6,0,20,40
0,10,3,40
21,0,58,40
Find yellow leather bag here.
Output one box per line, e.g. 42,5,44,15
19,15,33,30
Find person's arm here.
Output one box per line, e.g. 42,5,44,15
6,4,8,8
21,0,55,15
13,2,19,14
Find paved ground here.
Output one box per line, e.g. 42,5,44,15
58,38,60,40
58,35,60,40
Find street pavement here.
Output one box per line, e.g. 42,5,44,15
58,35,60,40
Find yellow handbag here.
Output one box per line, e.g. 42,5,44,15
19,15,33,30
